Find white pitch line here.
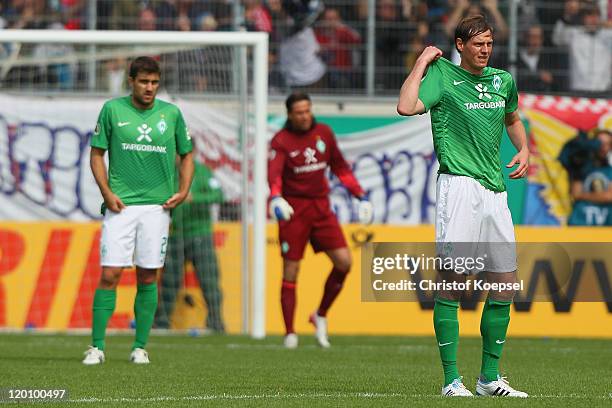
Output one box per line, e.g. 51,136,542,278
67,392,405,403
65,392,612,403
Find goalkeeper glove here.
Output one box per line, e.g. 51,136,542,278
357,198,374,225
269,196,294,221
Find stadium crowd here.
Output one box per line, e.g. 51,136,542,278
0,0,610,96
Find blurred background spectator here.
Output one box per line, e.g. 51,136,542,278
315,7,361,90
516,25,559,93
552,2,612,96
0,0,611,96
560,129,612,226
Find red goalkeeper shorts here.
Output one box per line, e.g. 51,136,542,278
277,196,347,261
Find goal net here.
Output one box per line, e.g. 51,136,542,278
0,30,268,338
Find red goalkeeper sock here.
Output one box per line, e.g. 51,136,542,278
281,280,296,334
317,267,348,317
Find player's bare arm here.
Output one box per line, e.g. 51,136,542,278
163,151,194,209
504,110,529,179
90,146,126,212
397,46,443,116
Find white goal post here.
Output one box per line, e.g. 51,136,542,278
0,29,268,339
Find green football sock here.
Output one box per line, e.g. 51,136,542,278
92,288,117,351
132,283,158,350
433,297,461,386
480,298,512,382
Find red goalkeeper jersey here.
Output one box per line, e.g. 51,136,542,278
268,122,364,199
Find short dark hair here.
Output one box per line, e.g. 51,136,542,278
454,15,493,53
285,92,311,113
129,56,160,78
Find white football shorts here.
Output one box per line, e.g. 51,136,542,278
435,174,517,274
100,204,170,269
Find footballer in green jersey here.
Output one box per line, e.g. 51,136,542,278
84,57,194,366
397,16,529,397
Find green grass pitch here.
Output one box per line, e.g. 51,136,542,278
1,333,610,407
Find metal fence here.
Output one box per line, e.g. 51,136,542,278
0,0,610,98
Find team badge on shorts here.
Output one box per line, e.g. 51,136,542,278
157,118,168,135
281,241,290,254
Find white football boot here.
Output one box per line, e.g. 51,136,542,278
475,375,528,397
129,348,150,364
309,312,331,348
283,333,298,349
82,346,105,365
441,378,474,397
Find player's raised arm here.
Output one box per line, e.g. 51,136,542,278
397,46,443,116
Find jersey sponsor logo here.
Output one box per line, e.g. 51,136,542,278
293,161,327,174
121,143,167,153
304,147,317,164
156,119,167,135
475,83,492,100
137,124,153,142
453,80,465,86
118,121,130,127
463,100,506,110
492,75,502,92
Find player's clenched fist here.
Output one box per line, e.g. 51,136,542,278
269,196,294,221
417,46,443,64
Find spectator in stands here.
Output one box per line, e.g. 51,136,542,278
375,0,411,91
562,129,612,226
6,0,48,29
552,3,612,95
138,7,157,31
278,0,327,89
32,21,77,89
244,0,273,33
516,25,556,93
153,0,178,31
315,7,361,90
404,20,428,71
60,0,86,30
110,0,141,30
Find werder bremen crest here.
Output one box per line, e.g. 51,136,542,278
156,118,167,134
492,75,502,92
316,137,326,153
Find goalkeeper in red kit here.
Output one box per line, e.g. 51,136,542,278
268,92,373,349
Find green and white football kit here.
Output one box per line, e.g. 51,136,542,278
91,96,192,268
419,57,517,274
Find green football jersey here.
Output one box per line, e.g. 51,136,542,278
90,96,192,205
418,57,518,192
